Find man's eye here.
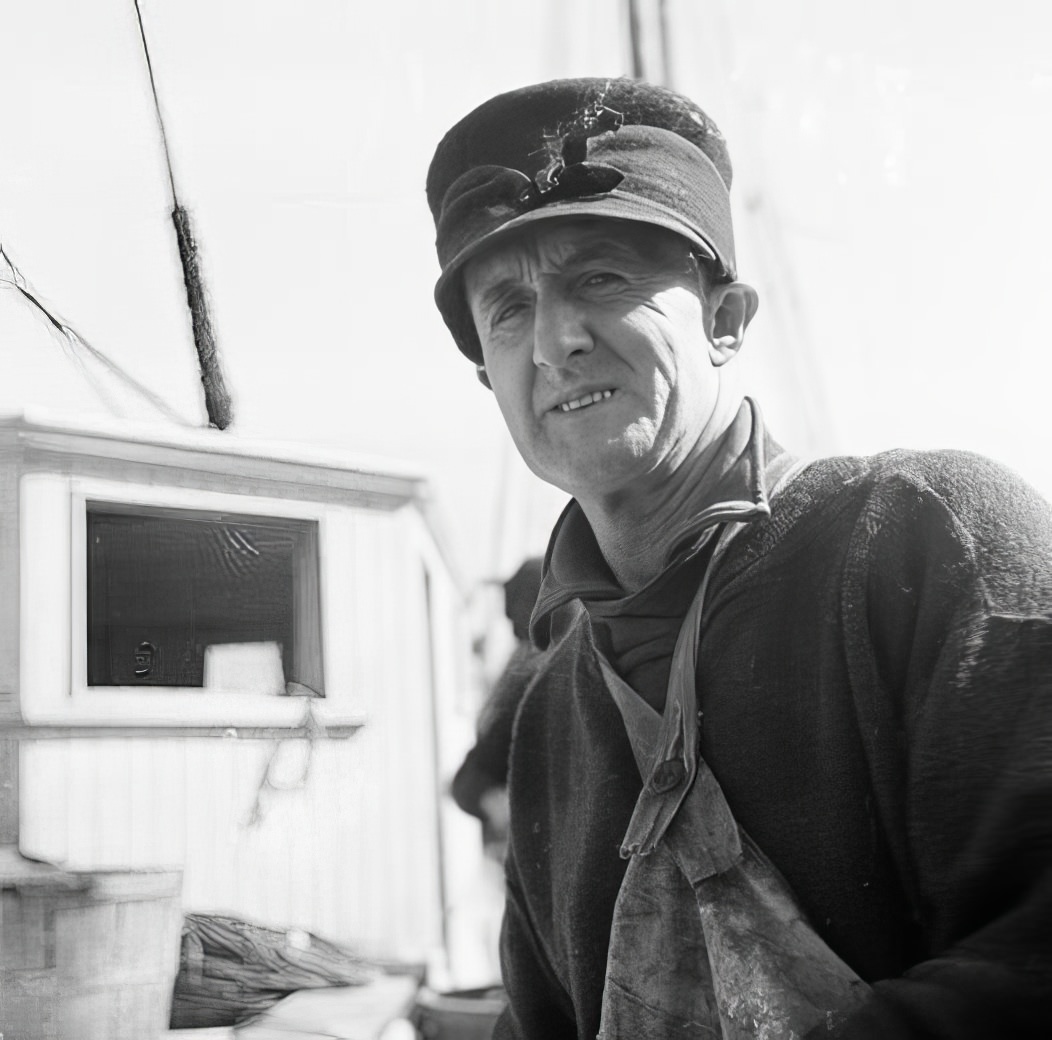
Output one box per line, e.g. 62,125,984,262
493,302,524,326
580,271,622,289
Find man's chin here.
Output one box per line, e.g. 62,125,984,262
537,450,656,501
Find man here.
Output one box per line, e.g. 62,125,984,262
426,78,1052,1038
452,557,545,857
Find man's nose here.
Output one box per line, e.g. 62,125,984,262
532,287,593,369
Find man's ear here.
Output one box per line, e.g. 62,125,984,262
706,282,759,366
476,365,493,390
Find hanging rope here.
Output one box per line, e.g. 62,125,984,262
244,699,325,828
132,0,234,430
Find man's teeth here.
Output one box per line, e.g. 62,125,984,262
559,390,613,412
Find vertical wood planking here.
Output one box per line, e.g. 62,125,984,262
19,739,68,863
0,445,21,718
15,507,450,961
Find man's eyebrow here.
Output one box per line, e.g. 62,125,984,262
470,275,525,316
468,235,657,314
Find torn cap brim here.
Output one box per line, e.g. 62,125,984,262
437,189,722,293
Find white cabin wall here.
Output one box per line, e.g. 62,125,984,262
19,501,455,964
404,506,498,985
338,503,446,959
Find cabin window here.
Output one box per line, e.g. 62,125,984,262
85,503,324,695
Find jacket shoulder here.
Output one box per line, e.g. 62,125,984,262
792,447,1050,530
783,448,1052,613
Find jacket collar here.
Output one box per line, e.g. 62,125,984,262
530,398,791,647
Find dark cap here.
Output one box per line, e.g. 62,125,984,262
503,557,543,642
427,77,736,364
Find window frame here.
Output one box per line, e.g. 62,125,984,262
24,474,333,728
84,502,324,695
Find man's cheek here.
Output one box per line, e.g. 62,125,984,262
491,388,524,436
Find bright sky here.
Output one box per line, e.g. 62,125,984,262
3,0,1051,586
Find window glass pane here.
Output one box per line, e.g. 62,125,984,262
86,505,323,694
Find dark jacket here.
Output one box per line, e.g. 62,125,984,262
496,434,1052,1038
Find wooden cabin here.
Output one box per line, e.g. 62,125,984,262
0,408,483,1033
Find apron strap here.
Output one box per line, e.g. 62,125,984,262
601,520,747,870
604,449,808,864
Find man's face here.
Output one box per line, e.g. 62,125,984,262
464,218,727,502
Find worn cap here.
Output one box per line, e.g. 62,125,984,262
427,77,736,364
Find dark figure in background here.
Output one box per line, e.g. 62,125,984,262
426,78,1052,1038
452,558,545,858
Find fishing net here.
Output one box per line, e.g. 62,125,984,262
170,912,379,1029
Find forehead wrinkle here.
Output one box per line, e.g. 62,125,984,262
466,221,691,323
539,221,676,272
471,227,661,292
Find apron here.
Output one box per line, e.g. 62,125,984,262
596,515,872,1039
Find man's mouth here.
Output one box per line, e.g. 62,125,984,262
555,389,615,413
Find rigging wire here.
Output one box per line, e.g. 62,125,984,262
132,0,177,203
0,242,192,425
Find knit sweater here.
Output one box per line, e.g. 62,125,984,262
495,422,1052,1039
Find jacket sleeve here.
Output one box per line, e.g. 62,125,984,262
450,643,541,820
824,452,1052,1037
493,854,579,1040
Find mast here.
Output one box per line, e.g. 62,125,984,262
627,0,835,454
